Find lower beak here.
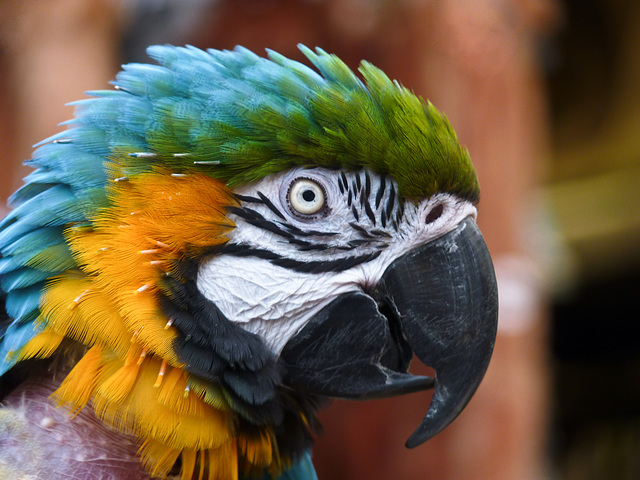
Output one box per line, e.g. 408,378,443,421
280,217,498,446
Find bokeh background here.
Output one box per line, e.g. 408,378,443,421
1,1,639,479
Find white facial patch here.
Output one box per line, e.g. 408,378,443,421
197,168,477,354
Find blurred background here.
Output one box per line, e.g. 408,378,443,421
1,0,639,479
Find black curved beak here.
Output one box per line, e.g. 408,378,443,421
280,217,498,447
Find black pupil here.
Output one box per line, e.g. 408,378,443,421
302,189,316,202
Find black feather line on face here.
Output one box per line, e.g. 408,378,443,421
347,239,376,248
369,229,392,239
233,194,263,204
293,242,337,252
285,237,314,248
227,206,294,240
218,243,382,273
256,191,287,221
375,176,386,210
231,202,338,239
348,222,375,239
274,251,382,273
359,186,367,208
232,193,287,221
338,172,347,194
280,222,339,237
386,182,396,220
363,198,376,226
396,199,405,225
351,205,360,222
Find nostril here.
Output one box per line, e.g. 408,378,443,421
425,203,444,224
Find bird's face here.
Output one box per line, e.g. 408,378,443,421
196,166,498,446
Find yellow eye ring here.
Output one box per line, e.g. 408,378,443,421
288,178,326,215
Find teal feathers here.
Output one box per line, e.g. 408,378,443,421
252,452,318,480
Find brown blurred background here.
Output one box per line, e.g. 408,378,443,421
1,1,639,479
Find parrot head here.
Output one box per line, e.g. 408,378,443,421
0,45,498,479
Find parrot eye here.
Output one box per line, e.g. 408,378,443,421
287,177,327,216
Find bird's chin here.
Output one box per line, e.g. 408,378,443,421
0,373,154,480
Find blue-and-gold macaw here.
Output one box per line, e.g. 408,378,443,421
0,45,498,480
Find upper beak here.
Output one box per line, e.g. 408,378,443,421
279,217,498,447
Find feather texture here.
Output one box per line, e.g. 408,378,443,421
0,44,480,479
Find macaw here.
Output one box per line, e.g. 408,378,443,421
0,45,498,480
